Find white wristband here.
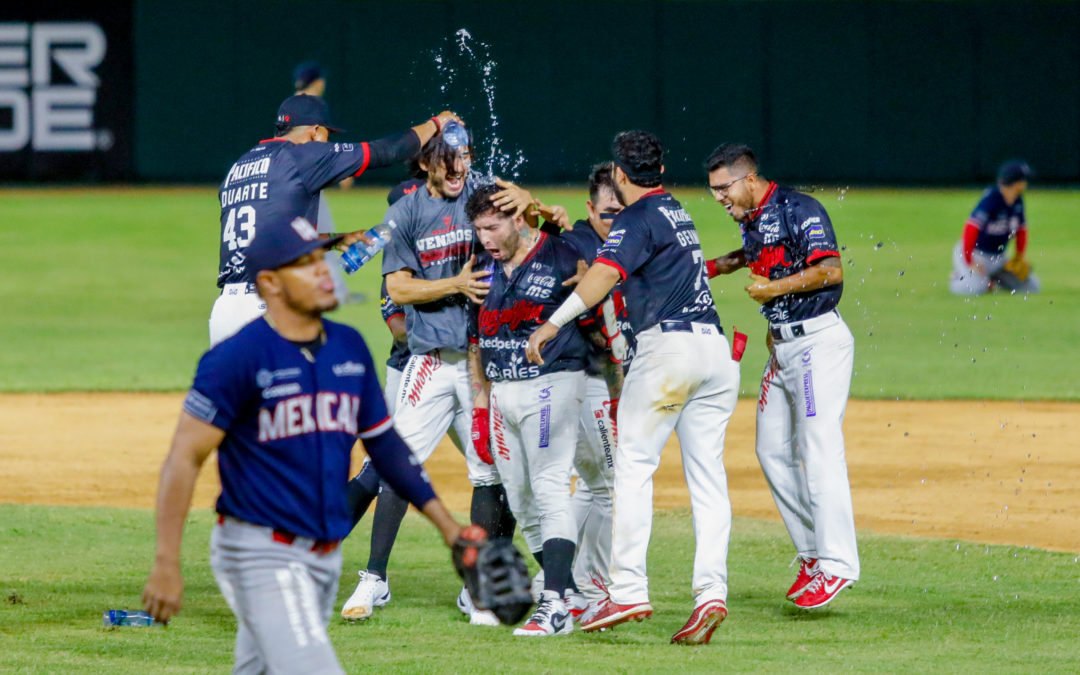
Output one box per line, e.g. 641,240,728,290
548,292,588,328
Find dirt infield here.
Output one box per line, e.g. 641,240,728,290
1,394,1076,552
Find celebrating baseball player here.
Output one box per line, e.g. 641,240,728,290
555,164,628,621
465,182,591,635
211,93,458,346
341,130,532,625
142,215,468,674
703,143,860,609
528,131,740,645
949,160,1040,295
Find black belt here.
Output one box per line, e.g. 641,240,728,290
219,282,257,294
770,324,805,340
659,320,723,335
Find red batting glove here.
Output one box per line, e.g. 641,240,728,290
471,408,493,465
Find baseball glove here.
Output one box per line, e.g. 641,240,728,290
452,525,533,625
1003,256,1031,282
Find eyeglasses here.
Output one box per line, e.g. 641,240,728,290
708,173,756,197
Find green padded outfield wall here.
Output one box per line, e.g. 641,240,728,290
133,0,1080,185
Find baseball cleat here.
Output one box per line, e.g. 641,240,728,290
793,572,854,609
786,556,820,600
456,586,500,627
513,591,572,636
671,599,727,645
340,570,390,621
564,590,588,621
580,598,653,632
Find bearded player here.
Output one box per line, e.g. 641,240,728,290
703,143,859,610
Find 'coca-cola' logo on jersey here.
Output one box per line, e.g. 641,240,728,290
749,245,792,277
478,301,545,336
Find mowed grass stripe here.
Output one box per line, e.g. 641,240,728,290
1,504,1078,673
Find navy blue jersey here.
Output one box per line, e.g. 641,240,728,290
380,278,410,371
183,318,399,541
218,136,415,287
967,186,1026,255
387,177,425,206
471,233,589,381
595,190,720,335
741,183,843,324
560,220,634,375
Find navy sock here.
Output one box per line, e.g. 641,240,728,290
471,484,516,542
541,538,576,596
345,463,381,532
366,481,408,580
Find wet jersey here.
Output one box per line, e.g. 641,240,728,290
218,136,416,287
381,180,481,355
741,183,843,324
380,278,410,371
595,190,720,335
560,220,633,375
182,317,433,541
471,233,589,382
967,186,1026,255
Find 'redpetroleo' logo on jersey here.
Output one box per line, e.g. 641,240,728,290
0,22,113,152
258,393,360,442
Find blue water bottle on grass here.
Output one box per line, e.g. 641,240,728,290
102,610,161,627
341,220,399,274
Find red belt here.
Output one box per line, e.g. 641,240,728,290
217,514,340,555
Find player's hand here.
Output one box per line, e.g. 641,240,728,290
471,408,493,465
435,110,463,128
456,255,491,304
745,273,777,303
526,322,559,365
337,229,374,251
562,259,589,287
142,560,183,625
491,178,534,219
544,204,571,231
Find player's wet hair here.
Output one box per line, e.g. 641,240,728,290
419,133,471,176
704,143,759,174
588,163,622,205
465,183,505,223
611,130,664,188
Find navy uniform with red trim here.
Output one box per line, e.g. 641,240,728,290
210,95,425,346
741,181,861,599
592,189,741,619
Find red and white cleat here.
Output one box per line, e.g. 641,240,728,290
671,599,727,645
580,598,653,633
786,556,819,600
794,572,854,609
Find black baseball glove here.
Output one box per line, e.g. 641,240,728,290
452,525,533,625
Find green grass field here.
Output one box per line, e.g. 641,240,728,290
3,505,1079,674
1,186,1077,398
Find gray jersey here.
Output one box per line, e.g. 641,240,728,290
381,181,480,355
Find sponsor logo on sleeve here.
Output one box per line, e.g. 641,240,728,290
332,361,366,377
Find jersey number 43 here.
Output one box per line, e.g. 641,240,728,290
223,205,256,251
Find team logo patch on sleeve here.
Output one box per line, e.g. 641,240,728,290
183,389,218,423
602,229,625,249
801,217,826,240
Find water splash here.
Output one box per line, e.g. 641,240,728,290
429,29,526,180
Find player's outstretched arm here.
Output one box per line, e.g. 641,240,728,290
706,249,748,278
526,262,621,365
385,258,490,306
143,412,223,624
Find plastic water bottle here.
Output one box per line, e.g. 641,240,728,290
442,120,470,149
102,610,161,627
341,220,398,274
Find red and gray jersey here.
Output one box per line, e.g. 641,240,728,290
595,190,720,335
741,183,843,323
470,233,589,382
381,180,482,355
217,134,418,287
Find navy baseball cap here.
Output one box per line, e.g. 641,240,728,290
276,94,343,132
293,61,323,90
246,216,343,273
997,160,1032,185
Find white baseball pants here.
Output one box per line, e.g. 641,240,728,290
756,311,859,580
571,375,616,600
608,323,739,606
393,349,498,487
209,284,266,347
949,241,1040,295
489,370,584,554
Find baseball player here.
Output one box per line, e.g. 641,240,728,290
556,164,628,620
465,182,590,636
210,93,457,346
949,160,1040,295
528,131,740,645
340,132,530,624
142,215,467,674
703,142,859,609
